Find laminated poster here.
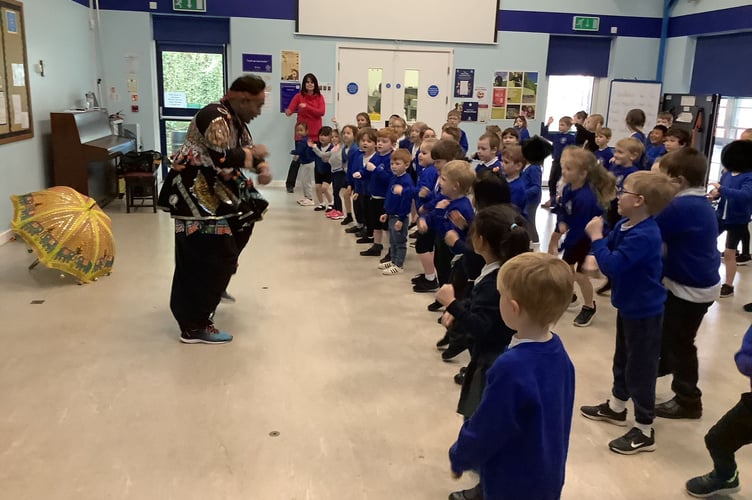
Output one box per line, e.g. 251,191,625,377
491,71,538,121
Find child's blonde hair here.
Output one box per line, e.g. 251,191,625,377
596,127,612,140
502,144,525,164
562,146,616,209
447,109,461,119
391,148,412,165
377,127,398,143
498,253,574,327
616,137,646,157
421,137,438,152
442,160,476,194
627,171,677,216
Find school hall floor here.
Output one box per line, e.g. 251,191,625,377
0,186,750,500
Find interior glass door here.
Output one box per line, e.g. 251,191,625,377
156,43,226,158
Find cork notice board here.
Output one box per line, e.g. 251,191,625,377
0,0,33,145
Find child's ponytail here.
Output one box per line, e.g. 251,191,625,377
470,205,531,263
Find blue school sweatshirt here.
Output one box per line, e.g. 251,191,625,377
384,173,415,218
609,164,639,192
516,126,530,143
646,143,666,166
655,189,721,290
556,183,603,250
631,131,649,169
476,158,501,175
450,334,574,500
347,149,366,194
594,147,614,167
717,171,752,224
736,325,752,386
459,128,469,153
591,218,665,319
291,138,315,164
363,152,393,198
507,177,528,218
416,165,439,210
424,196,475,241
521,163,542,206
541,124,576,160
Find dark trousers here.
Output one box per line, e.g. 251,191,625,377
548,158,561,202
434,236,453,285
354,193,367,225
285,159,301,191
525,202,539,243
705,393,752,480
331,171,347,212
658,292,712,407
743,225,750,255
612,312,663,425
170,231,238,331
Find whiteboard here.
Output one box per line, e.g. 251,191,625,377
297,0,498,45
606,80,663,142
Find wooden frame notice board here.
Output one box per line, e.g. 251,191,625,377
0,0,32,145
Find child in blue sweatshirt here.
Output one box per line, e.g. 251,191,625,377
379,149,414,275
513,115,530,143
553,147,614,327
685,323,752,497
541,116,576,208
594,127,614,167
646,125,668,167
449,252,575,500
447,109,469,153
521,137,551,245
310,126,334,212
474,133,501,174
581,170,676,455
654,148,721,420
501,145,528,219
349,127,377,239
708,139,752,298
359,127,397,258
289,122,317,204
417,158,475,296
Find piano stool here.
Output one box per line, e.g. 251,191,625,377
123,170,158,213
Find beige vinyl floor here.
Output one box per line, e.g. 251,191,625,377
1,186,750,500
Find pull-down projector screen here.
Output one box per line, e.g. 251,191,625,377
297,0,499,45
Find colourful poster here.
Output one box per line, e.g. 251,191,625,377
491,70,538,121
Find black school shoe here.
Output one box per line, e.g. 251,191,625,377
442,342,466,361
345,225,362,234
655,397,702,419
448,483,483,500
379,252,391,264
356,236,374,244
359,244,382,256
454,367,467,385
609,427,656,455
737,253,751,265
436,332,451,350
413,276,440,293
427,300,444,312
686,470,740,497
411,273,425,284
340,215,353,225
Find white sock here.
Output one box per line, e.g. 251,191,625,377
635,422,652,437
609,398,627,413
425,273,436,281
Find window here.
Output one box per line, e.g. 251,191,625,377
710,97,752,182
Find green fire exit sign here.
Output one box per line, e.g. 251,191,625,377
573,16,600,32
173,0,206,12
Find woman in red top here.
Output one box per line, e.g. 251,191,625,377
285,73,325,141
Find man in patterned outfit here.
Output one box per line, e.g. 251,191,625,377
159,75,271,344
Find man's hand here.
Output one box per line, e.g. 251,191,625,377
394,220,403,231
252,144,269,159
256,162,272,185
379,214,387,223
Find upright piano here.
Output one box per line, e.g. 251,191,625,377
50,110,136,206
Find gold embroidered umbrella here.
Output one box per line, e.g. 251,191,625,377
10,186,115,283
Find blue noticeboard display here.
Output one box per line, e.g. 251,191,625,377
461,102,478,122
280,82,301,112
242,54,272,73
427,85,440,97
454,69,474,98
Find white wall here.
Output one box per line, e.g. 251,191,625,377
672,0,750,16
501,0,662,17
1,0,95,233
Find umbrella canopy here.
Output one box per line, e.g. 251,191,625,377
10,186,115,283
